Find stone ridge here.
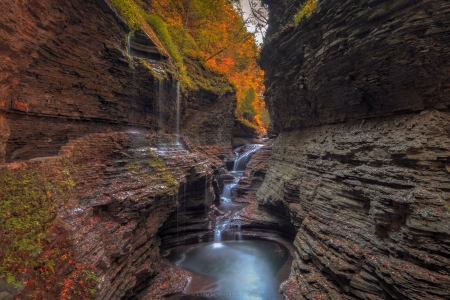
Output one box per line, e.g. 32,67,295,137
0,0,157,162
61,132,216,299
0,0,237,163
260,0,450,131
257,110,450,299
0,132,216,299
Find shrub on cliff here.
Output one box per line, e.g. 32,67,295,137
294,0,318,23
110,0,269,132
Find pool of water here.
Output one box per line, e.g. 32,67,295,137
216,201,249,214
167,240,289,300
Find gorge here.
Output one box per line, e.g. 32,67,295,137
1,0,450,299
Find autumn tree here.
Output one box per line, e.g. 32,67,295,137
112,0,270,132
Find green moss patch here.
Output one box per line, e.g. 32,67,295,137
0,158,75,285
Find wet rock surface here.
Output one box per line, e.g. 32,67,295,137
258,111,450,299
71,133,216,299
261,0,450,131
7,132,217,299
0,0,237,164
258,0,450,298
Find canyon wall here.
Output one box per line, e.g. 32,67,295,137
63,132,216,299
261,0,450,131
0,0,237,298
2,132,217,299
0,0,235,163
258,0,450,299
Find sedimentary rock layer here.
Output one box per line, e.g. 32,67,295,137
258,0,450,298
2,132,216,299
0,0,236,163
261,0,450,131
257,111,450,299
63,132,216,299
0,0,155,161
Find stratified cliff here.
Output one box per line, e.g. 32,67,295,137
261,0,450,131
0,0,236,298
257,0,450,299
0,0,235,163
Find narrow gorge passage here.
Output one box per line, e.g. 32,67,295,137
166,144,291,300
1,0,450,299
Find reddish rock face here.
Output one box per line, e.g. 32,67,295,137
0,0,236,163
0,0,159,162
15,132,216,299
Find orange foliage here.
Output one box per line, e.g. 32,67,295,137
147,0,268,132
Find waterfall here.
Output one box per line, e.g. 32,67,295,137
214,217,242,247
234,221,242,241
175,82,180,137
127,32,132,56
233,144,263,171
212,144,265,248
220,177,239,202
158,80,165,131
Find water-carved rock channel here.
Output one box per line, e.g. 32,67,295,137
2,0,450,299
165,144,292,299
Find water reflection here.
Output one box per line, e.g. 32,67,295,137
167,240,288,300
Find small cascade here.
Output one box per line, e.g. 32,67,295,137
212,143,265,248
220,177,239,202
154,135,186,153
175,82,181,137
233,144,263,171
234,222,242,241
213,216,242,247
127,32,132,56
158,80,165,131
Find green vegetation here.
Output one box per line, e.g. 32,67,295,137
236,87,257,122
127,149,178,192
294,0,318,23
140,12,190,86
147,150,177,189
110,0,191,86
0,158,75,286
109,0,269,132
110,0,141,30
183,56,235,95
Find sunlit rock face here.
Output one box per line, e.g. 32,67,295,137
258,0,450,299
0,0,236,163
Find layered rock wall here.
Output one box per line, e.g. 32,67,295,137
0,0,159,162
67,133,216,299
34,132,215,299
259,112,450,299
261,0,450,131
258,0,450,298
0,0,236,163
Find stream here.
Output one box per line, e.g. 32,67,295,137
167,144,290,300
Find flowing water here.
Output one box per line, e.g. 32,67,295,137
175,81,181,137
167,143,291,299
220,177,240,202
233,144,263,171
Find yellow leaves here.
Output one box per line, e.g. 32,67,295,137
294,0,318,23
112,0,268,130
